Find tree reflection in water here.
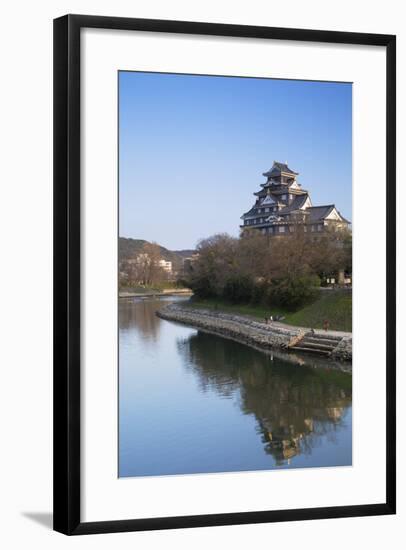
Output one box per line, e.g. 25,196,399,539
119,297,163,341
177,331,352,466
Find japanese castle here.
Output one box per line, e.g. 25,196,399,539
241,161,350,235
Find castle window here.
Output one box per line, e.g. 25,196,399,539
279,226,286,233
265,208,269,213
282,194,287,200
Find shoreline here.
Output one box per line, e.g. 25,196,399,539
156,303,352,365
119,288,193,298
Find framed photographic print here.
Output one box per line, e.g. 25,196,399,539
53,14,396,535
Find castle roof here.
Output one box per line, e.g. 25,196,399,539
306,205,335,222
260,195,277,205
240,207,256,218
306,205,350,224
263,161,298,178
278,194,310,215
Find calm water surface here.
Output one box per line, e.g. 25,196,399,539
119,297,352,477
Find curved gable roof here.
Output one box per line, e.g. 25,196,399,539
263,161,298,177
278,194,310,216
306,205,350,223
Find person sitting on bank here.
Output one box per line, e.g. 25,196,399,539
323,319,330,331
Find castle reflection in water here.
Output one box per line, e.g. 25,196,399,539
119,297,352,476
176,331,351,466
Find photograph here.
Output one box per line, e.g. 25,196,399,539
0,0,400,544
118,71,353,478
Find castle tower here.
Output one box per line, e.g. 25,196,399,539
240,161,350,236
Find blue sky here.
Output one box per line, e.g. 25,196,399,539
119,71,352,250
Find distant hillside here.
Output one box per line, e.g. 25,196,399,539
119,237,195,271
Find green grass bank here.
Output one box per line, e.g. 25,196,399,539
184,289,352,332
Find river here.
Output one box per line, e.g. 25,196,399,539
119,296,352,477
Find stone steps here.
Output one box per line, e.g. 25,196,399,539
290,331,343,356
303,336,339,346
298,340,335,351
292,346,332,355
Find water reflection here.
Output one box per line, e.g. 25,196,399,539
119,298,352,477
177,331,351,466
119,296,174,341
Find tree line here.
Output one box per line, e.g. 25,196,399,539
181,226,352,310
119,242,168,288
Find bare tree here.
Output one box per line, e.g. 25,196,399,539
184,224,352,303
140,242,166,286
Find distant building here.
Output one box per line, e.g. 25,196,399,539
126,255,172,273
126,253,149,265
158,259,172,274
240,161,350,236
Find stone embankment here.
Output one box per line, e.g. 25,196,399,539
330,336,352,361
156,304,352,362
119,288,192,298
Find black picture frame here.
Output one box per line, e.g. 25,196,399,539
53,14,396,536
